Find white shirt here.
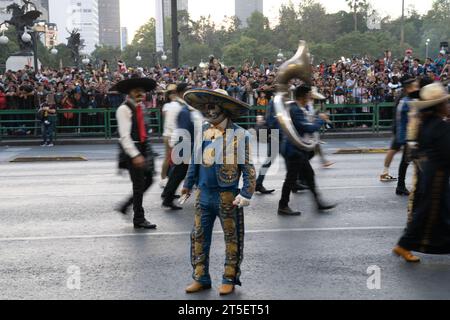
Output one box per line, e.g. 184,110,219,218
170,101,204,148
116,103,141,159
162,100,183,138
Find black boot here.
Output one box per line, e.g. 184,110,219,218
162,200,183,211
115,201,131,215
396,186,410,196
292,181,308,193
317,201,337,212
134,220,157,230
278,205,302,216
256,185,275,194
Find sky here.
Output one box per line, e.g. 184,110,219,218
120,0,433,43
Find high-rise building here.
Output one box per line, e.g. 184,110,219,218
235,0,263,27
163,0,188,18
48,0,99,53
120,27,128,50
98,0,120,48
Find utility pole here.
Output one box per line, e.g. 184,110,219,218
171,0,179,68
400,0,405,47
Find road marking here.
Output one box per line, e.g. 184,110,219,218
0,185,398,199
0,226,404,243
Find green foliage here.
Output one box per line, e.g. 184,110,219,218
2,0,449,69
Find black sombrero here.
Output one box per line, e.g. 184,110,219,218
184,89,251,119
110,77,157,94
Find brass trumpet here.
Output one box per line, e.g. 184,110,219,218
274,41,319,151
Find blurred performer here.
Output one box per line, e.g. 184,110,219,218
380,76,420,198
113,77,157,230
393,83,450,262
161,84,203,210
160,84,183,188
309,87,335,169
255,99,277,194
182,89,256,296
278,85,336,216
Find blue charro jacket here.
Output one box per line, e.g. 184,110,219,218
183,121,257,200
281,101,325,158
396,96,411,145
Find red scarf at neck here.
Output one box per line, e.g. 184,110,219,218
136,103,147,143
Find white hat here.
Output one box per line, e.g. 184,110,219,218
410,82,450,110
311,86,325,100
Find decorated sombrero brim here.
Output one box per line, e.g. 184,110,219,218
110,77,156,94
184,89,251,118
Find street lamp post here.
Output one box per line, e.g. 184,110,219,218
400,0,405,47
0,31,8,45
426,39,431,58
171,0,179,68
161,52,168,63
277,49,285,64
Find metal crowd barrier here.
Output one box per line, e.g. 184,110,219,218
0,103,395,141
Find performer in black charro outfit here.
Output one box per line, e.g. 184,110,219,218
393,83,450,262
112,77,158,230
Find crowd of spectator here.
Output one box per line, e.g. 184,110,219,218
0,49,449,138
312,49,449,105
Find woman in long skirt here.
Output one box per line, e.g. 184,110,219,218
393,83,450,262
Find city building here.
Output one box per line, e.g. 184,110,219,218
234,0,263,27
48,0,99,53
120,27,128,50
98,0,120,48
34,21,57,48
163,0,188,18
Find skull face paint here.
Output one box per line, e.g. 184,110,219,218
203,104,227,125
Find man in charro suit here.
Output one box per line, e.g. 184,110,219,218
181,89,256,296
113,76,158,230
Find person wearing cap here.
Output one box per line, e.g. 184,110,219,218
278,84,336,216
161,83,203,210
160,84,184,189
181,89,256,296
379,75,420,197
113,76,158,230
393,82,450,262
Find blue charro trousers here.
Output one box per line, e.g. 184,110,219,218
191,188,245,286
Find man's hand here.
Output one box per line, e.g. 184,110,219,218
233,195,251,208
132,155,145,168
181,188,192,197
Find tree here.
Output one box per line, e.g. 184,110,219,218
346,0,369,32
91,45,123,67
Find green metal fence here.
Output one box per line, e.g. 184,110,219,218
0,103,396,141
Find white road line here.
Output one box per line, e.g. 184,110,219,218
0,185,397,199
0,226,403,243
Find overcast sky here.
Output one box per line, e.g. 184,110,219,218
120,0,432,42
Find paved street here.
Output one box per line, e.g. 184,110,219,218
0,139,449,300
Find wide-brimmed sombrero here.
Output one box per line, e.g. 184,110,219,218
184,89,251,119
410,83,450,110
110,77,156,94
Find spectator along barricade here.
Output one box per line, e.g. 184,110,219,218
0,49,448,141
